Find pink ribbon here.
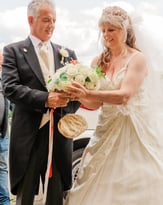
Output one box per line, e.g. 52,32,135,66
43,108,54,204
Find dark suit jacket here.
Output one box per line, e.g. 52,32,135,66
2,37,80,194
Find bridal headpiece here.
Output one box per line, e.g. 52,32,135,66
99,6,131,32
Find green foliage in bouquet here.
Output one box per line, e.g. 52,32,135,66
95,65,105,78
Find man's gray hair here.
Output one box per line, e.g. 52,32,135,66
27,0,55,18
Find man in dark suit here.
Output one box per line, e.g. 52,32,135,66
2,0,80,205
0,53,10,205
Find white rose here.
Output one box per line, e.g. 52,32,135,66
88,70,99,82
76,64,90,78
85,81,99,90
65,64,78,77
74,74,85,85
84,70,99,90
57,80,72,91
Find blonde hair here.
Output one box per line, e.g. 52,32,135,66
97,6,138,68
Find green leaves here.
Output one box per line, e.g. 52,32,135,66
95,65,105,78
85,76,91,82
60,72,68,81
48,78,52,83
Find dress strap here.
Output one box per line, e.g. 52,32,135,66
124,51,139,68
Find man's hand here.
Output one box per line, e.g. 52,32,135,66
47,91,71,108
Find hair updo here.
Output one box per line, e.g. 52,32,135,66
99,6,129,30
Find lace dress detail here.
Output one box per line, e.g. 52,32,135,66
65,53,163,205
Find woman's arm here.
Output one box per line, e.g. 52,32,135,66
67,52,147,108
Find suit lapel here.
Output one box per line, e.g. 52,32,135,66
22,38,46,87
51,43,63,71
21,40,64,87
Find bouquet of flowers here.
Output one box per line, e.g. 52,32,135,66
47,62,104,92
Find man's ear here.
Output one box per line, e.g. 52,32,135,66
28,16,34,25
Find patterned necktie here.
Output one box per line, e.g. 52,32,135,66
39,43,50,70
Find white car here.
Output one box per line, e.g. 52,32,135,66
72,106,99,182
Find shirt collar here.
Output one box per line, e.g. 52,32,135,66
29,35,50,49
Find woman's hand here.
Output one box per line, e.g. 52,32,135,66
67,82,102,110
66,82,88,101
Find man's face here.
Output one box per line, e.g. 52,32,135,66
28,6,56,41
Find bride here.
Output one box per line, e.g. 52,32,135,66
65,5,163,205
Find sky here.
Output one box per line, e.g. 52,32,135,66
0,0,163,65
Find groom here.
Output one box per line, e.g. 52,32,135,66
2,0,80,205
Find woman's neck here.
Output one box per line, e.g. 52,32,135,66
110,45,128,59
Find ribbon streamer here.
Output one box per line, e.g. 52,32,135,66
43,108,54,204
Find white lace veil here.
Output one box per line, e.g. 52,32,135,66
130,3,163,121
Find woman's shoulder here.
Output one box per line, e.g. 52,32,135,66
127,50,147,74
127,50,146,65
129,49,145,59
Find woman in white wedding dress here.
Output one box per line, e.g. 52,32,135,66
65,5,163,205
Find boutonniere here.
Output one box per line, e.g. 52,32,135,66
59,47,69,65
